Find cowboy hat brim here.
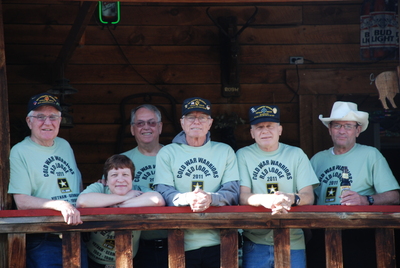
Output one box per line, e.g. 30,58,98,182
319,110,369,132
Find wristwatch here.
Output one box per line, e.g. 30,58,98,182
292,194,301,206
366,195,374,205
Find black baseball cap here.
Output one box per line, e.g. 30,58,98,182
28,93,62,113
182,97,211,116
249,105,280,125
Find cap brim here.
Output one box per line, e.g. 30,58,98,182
183,108,211,116
250,117,280,125
30,103,62,113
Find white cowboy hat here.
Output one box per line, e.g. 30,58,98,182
319,101,369,132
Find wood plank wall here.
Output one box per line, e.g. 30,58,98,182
4,0,399,186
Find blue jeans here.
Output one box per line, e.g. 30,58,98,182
134,238,169,268
26,233,88,268
242,240,306,268
185,245,220,268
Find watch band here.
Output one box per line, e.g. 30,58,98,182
292,194,300,206
366,195,374,205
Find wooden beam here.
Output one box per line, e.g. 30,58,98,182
8,233,25,268
325,229,343,268
375,228,396,268
168,229,185,268
274,228,291,268
53,1,98,82
286,68,397,96
64,0,362,3
220,229,238,268
0,0,11,211
299,95,335,158
0,0,11,266
62,232,81,268
115,230,134,267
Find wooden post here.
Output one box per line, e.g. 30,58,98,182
325,229,343,268
0,0,11,211
8,233,25,268
115,230,134,268
375,228,396,268
0,1,11,268
168,229,185,268
274,228,290,268
220,228,238,268
299,95,335,158
63,232,81,268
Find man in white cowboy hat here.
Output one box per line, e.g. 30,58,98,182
311,101,399,206
309,101,400,268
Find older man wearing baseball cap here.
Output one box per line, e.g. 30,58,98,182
8,92,88,268
238,105,319,268
154,97,240,268
309,101,400,268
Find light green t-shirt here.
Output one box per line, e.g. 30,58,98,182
122,146,168,240
154,140,239,251
81,183,152,265
311,143,400,205
8,136,82,206
237,143,319,250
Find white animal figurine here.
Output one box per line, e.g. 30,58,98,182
374,67,399,110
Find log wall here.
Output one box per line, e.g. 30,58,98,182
4,0,399,186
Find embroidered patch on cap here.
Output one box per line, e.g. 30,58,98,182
249,105,280,125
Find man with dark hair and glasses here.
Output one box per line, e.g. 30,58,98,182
118,104,169,268
154,97,240,268
8,92,88,268
309,101,400,268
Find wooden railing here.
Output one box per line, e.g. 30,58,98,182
1,205,400,268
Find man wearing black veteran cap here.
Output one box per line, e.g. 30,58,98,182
237,105,318,268
154,97,240,267
8,93,88,267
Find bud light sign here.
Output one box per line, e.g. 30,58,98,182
360,0,398,60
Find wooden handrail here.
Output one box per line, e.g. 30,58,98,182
2,205,400,268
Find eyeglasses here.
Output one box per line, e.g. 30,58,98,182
133,120,159,128
29,115,61,121
330,123,359,130
253,124,279,131
183,115,210,123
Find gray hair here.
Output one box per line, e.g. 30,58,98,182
130,104,162,125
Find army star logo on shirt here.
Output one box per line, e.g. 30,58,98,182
103,239,115,250
325,187,337,203
192,181,204,191
266,183,278,194
57,178,72,193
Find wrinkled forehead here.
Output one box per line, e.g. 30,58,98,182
330,120,358,125
185,111,209,117
31,105,61,114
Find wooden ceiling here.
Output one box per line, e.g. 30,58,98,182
65,0,363,3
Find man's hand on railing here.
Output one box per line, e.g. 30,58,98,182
58,201,83,225
263,192,292,215
186,187,212,212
